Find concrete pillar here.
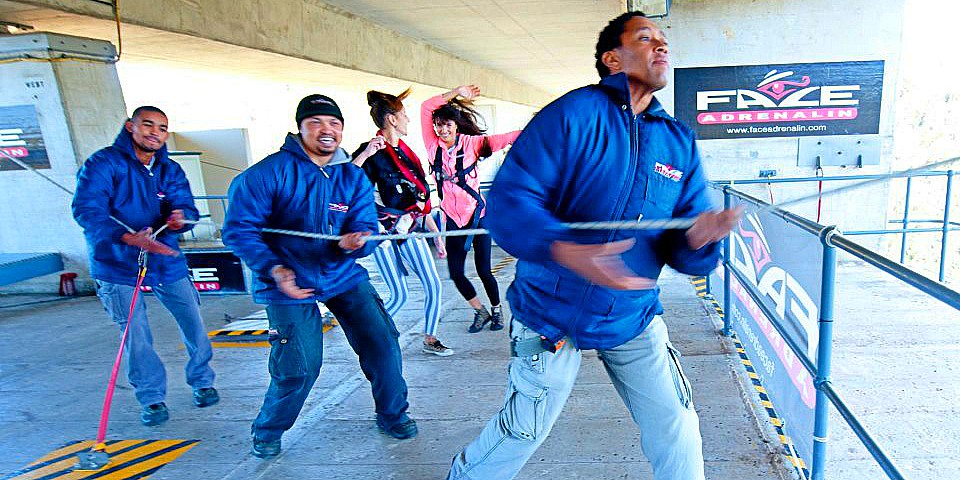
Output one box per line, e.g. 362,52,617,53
0,32,125,293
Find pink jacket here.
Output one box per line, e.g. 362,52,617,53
421,94,521,228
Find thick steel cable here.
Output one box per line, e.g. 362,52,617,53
262,218,699,242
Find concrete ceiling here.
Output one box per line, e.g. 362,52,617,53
0,1,402,90
323,0,625,94
0,0,634,98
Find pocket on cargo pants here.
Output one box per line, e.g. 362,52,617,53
666,343,693,409
502,361,549,441
268,324,307,379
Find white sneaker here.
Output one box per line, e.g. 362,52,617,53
422,339,454,357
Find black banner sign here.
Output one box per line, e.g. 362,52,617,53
142,250,247,294
674,61,884,139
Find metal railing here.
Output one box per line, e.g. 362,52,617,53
713,170,958,282
713,183,960,480
183,195,229,243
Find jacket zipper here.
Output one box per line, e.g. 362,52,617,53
572,105,640,341
315,167,327,293
145,162,164,284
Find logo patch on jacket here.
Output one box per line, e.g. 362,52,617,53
328,203,349,213
654,162,684,182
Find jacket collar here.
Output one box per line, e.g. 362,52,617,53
112,125,169,166
598,72,674,120
281,132,313,163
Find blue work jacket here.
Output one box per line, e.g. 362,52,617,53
72,127,198,287
486,72,720,350
222,133,378,305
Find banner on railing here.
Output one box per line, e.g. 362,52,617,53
142,250,247,294
674,61,884,139
711,207,823,466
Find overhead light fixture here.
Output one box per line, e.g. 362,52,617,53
626,0,671,18
0,21,35,35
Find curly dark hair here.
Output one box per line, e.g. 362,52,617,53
432,98,487,136
594,11,648,78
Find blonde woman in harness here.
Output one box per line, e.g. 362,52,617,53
421,85,521,333
352,88,452,356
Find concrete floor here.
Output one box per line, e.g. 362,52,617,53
821,260,960,480
0,248,790,479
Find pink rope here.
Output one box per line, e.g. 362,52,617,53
94,266,147,447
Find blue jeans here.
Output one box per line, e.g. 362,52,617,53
96,277,216,407
252,280,410,442
447,315,705,480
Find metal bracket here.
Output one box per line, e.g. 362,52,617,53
797,136,881,168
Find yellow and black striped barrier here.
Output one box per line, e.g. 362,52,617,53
690,277,810,478
691,276,708,297
491,256,515,276
207,321,339,348
207,328,271,348
4,439,198,479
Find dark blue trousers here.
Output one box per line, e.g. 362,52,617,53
252,280,410,441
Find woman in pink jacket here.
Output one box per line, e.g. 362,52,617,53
422,84,521,333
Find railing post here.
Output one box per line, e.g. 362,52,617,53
900,177,912,264
722,187,733,336
812,227,839,480
939,171,954,282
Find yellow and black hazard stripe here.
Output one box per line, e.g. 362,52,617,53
207,328,270,348
691,276,708,298
206,320,339,348
690,277,811,479
5,439,198,479
490,256,515,276
207,329,268,339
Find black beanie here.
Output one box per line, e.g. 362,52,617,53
295,94,344,125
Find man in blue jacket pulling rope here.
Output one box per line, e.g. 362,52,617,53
223,94,417,458
446,12,741,480
72,106,219,428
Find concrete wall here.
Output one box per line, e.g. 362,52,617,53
0,52,126,293
657,0,906,246
117,60,536,176
19,0,553,107
169,128,252,231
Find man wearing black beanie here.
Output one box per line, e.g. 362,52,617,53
224,94,417,458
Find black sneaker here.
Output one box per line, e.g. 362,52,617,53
468,310,491,333
140,403,169,426
193,387,220,408
422,339,454,357
377,416,418,440
489,309,504,331
252,437,281,458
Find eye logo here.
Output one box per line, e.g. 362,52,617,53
756,70,811,101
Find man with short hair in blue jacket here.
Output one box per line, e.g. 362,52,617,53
446,12,741,480
72,106,219,428
223,94,417,458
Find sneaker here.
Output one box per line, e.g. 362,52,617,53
489,308,504,331
251,437,281,458
193,387,220,408
140,403,169,426
468,309,491,333
377,416,418,440
422,339,454,357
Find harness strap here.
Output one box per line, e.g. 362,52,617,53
433,135,486,251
